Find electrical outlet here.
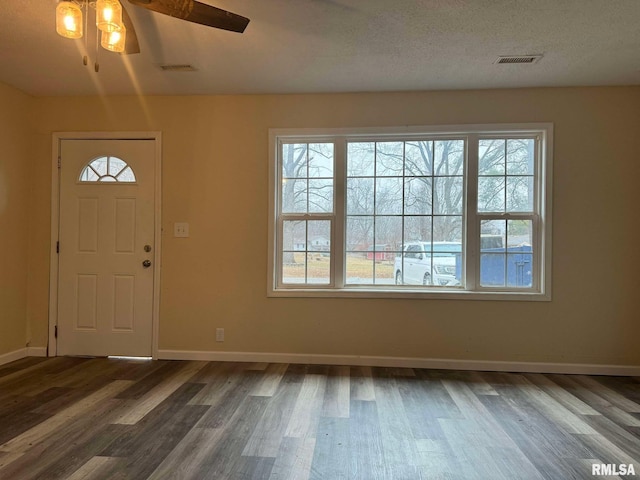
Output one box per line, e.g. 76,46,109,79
174,222,189,238
216,328,225,342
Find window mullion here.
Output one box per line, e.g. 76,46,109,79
466,134,479,291
333,137,346,288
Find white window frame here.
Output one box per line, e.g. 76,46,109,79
268,124,553,301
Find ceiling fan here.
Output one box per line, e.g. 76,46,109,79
123,0,250,54
56,0,249,58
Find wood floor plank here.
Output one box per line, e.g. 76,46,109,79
45,357,129,390
115,361,184,399
250,362,289,397
576,433,640,468
246,362,270,371
580,414,640,460
188,362,252,407
389,367,416,377
0,357,71,386
476,391,593,480
492,372,600,435
0,410,51,445
349,399,386,480
522,373,601,416
0,357,48,378
371,370,420,469
438,417,518,480
397,375,462,441
99,404,210,479
481,373,597,458
232,456,275,480
284,371,327,438
101,383,206,457
269,436,316,480
146,427,226,480
242,364,306,457
16,358,122,398
441,378,524,448
25,424,132,480
0,451,24,470
1,358,640,480
31,377,124,415
108,358,164,382
464,371,499,396
0,357,86,399
192,396,271,479
194,371,262,429
321,365,350,418
112,361,206,425
309,416,350,480
596,375,640,406
0,399,132,479
0,386,69,424
0,380,133,454
66,456,120,480
549,373,640,427
573,374,640,413
414,438,460,478
350,365,376,401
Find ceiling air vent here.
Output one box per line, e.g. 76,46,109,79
495,55,543,65
159,64,197,72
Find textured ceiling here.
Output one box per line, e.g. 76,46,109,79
0,0,639,96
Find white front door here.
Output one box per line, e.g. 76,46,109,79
57,139,156,357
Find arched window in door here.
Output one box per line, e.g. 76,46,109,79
79,156,136,182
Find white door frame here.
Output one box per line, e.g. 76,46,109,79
48,132,162,358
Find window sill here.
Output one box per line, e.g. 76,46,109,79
268,287,551,302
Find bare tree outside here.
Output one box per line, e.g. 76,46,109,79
345,139,464,254
478,138,535,243
281,143,333,268
278,137,534,285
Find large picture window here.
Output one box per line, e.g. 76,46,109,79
269,124,552,300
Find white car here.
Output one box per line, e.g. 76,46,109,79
394,242,461,286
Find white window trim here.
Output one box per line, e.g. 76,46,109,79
268,123,553,301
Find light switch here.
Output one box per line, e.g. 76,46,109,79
174,222,189,238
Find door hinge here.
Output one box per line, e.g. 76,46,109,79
56,241,60,254
54,325,58,338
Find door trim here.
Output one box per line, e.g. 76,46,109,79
49,132,162,358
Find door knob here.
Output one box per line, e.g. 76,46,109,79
142,260,152,268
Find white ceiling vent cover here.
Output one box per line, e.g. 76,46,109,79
495,55,543,65
159,64,197,72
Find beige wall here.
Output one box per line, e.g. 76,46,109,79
26,86,640,366
0,83,32,355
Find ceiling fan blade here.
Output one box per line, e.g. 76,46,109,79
127,0,250,33
121,3,141,54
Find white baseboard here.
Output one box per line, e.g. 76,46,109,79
0,347,48,367
0,348,28,367
157,349,640,376
27,347,47,357
3,346,638,376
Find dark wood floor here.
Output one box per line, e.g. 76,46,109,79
0,357,639,479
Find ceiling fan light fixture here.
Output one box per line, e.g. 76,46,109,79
101,26,127,52
96,0,123,33
56,1,83,39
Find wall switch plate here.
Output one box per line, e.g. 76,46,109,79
174,222,189,238
216,328,225,342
